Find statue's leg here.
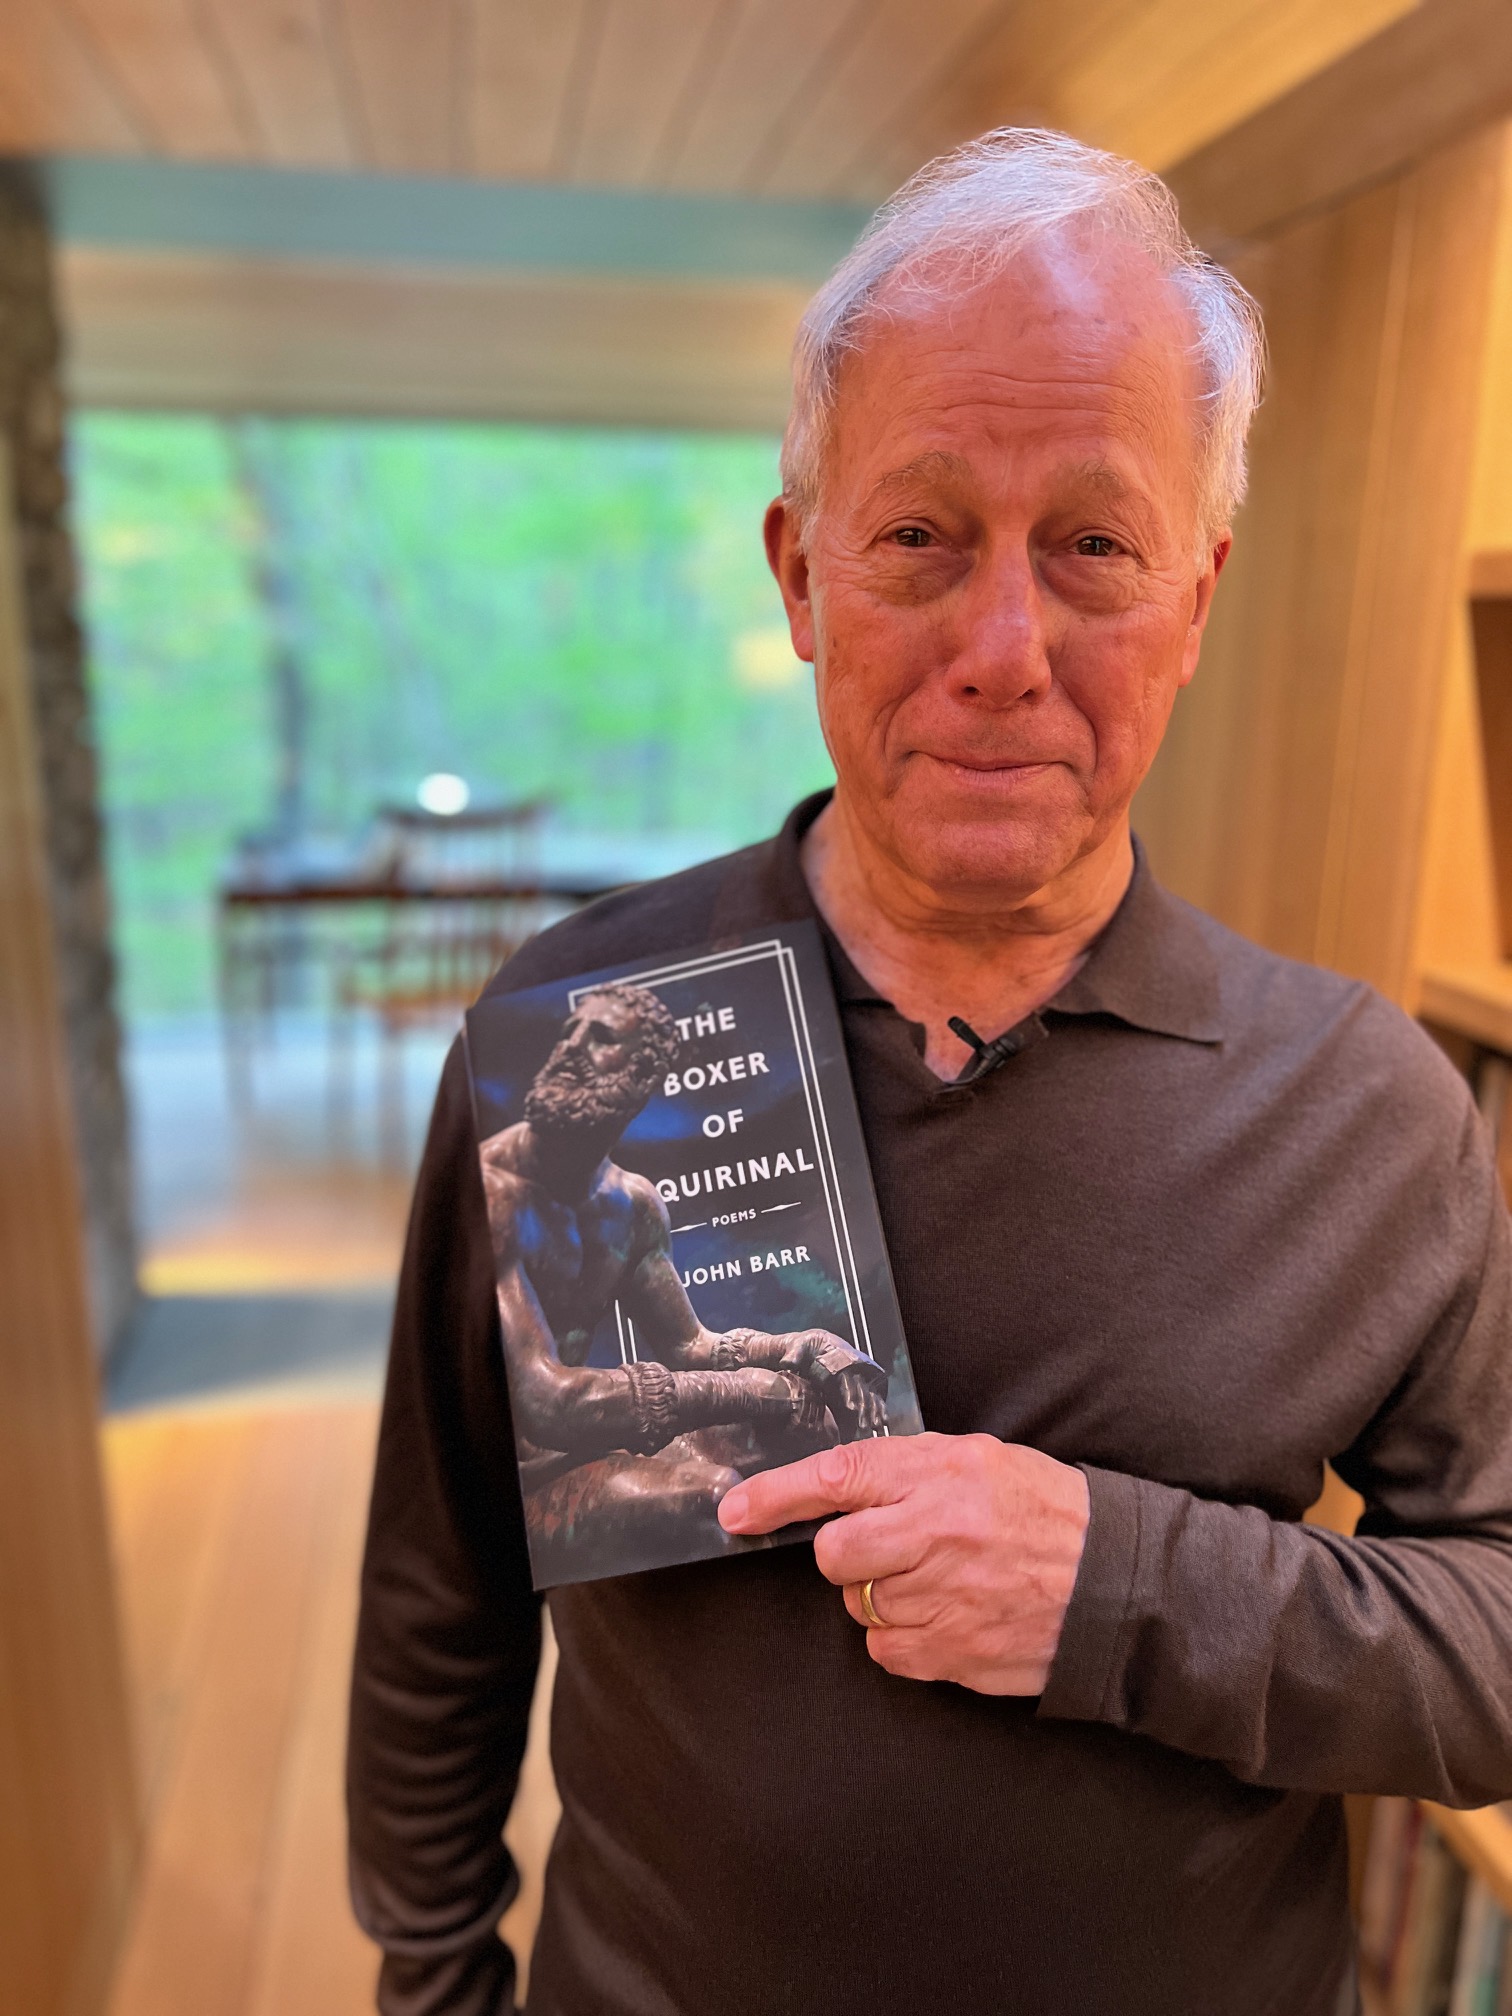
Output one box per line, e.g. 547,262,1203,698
685,1409,838,1478
526,1444,743,1583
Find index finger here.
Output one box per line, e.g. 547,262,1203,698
718,1437,922,1535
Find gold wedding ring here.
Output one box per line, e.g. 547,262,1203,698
857,1577,886,1629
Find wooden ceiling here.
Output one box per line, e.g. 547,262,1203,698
44,0,1512,432
3,0,1416,199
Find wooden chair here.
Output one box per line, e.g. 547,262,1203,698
330,798,552,1156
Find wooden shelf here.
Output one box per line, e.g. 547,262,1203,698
1417,962,1512,1053
1468,550,1512,598
1423,1802,1512,1916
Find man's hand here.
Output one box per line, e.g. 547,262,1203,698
717,1433,1091,1695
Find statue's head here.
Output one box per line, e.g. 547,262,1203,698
524,983,680,1139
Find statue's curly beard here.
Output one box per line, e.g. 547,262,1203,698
524,1054,651,1139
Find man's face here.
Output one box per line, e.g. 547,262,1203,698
769,236,1228,904
525,995,653,1137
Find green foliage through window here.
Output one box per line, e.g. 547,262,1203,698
70,413,833,1017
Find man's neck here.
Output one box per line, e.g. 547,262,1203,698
799,795,1134,1081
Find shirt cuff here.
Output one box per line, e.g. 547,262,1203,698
1037,1463,1146,1725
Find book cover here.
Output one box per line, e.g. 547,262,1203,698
464,919,922,1589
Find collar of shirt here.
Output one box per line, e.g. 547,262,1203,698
714,788,1223,1051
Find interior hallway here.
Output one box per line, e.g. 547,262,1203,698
101,1395,560,2016
125,1015,448,1297
101,1004,558,2015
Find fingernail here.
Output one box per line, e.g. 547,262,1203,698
719,1487,750,1531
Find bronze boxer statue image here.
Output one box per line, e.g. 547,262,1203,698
479,981,887,1580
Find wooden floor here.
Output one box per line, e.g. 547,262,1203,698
101,1399,560,2016
126,1015,448,1298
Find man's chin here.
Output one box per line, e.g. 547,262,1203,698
878,788,1089,905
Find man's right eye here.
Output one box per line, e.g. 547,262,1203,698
893,526,931,547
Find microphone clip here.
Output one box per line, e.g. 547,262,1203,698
947,1012,1046,1083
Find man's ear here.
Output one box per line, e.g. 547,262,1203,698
764,498,816,665
1178,534,1232,689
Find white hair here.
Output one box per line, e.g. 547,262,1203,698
781,128,1265,558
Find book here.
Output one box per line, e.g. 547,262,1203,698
1393,1828,1467,2016
464,919,923,1588
1362,1801,1420,1984
1449,1880,1509,2016
1360,1802,1508,2016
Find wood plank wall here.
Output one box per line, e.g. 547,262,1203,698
1414,134,1512,988
1137,122,1512,1002
0,432,137,2016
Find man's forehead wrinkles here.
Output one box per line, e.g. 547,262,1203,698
844,371,1174,453
837,321,1195,457
867,356,1151,407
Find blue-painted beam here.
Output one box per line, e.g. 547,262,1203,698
36,155,874,282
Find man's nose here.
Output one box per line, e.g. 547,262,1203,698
945,548,1052,706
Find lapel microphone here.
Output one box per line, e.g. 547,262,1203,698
948,1012,1047,1083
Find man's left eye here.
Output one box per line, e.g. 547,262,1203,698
1076,535,1118,557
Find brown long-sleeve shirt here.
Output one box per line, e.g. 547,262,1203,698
348,794,1512,2016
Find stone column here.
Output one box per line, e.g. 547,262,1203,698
0,166,136,1357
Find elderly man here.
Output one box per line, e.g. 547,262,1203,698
348,130,1512,2016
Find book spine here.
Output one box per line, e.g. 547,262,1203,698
1494,1895,1512,2016
1449,1879,1506,2016
1362,1800,1416,1980
1360,1804,1506,2016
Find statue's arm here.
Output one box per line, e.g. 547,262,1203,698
491,1179,819,1458
620,1183,888,1440
619,1193,721,1369
494,1255,644,1456
618,1181,757,1371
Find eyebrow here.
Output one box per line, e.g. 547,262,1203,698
865,450,974,504
866,451,1151,511
1062,460,1168,539
1062,458,1139,501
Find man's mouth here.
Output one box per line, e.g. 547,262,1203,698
922,754,1057,780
